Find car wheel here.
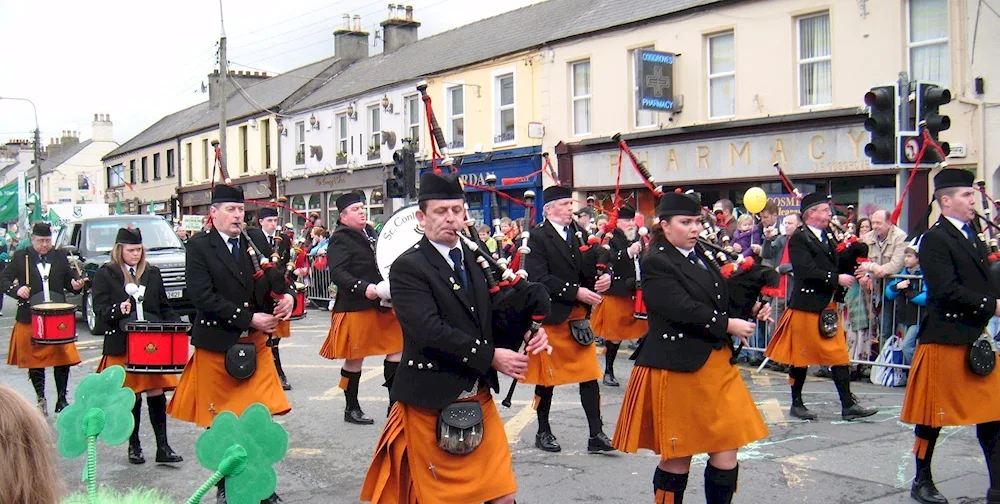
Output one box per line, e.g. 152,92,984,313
85,290,98,335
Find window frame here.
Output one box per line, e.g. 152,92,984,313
631,46,658,129
107,164,125,189
493,70,516,146
404,95,420,146
185,143,193,183
240,125,249,174
796,12,833,107
295,122,306,166
129,159,137,185
165,149,174,178
152,152,161,180
906,0,950,86
570,60,592,136
140,156,148,183
445,83,466,151
707,31,737,119
368,104,381,160
336,113,348,160
261,119,271,170
202,139,209,180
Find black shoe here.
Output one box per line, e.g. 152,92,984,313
280,375,292,391
789,404,817,421
155,444,184,463
345,408,374,425
587,432,616,453
841,403,878,421
748,356,764,367
627,340,640,350
128,441,145,465
535,432,561,452
37,398,48,418
602,373,619,387
216,484,227,504
910,478,948,504
54,397,69,414
814,367,830,378
262,493,284,503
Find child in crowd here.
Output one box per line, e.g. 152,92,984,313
477,224,499,258
884,240,927,365
731,214,762,257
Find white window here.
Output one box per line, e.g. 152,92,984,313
494,73,515,144
368,105,381,159
405,95,420,146
108,164,125,188
571,61,591,135
632,47,657,128
708,32,736,118
908,0,949,85
798,13,832,107
295,122,305,165
336,113,348,161
446,85,465,150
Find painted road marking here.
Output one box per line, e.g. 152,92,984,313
288,448,323,456
503,403,537,444
759,397,787,424
309,366,383,401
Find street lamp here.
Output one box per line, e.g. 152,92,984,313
0,96,41,194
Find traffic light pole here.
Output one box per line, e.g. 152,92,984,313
897,72,911,232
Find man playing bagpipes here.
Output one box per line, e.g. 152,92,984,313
257,207,294,391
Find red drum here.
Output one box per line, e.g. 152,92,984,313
289,282,307,320
125,321,192,374
31,303,78,345
633,289,647,320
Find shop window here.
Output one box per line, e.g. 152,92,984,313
307,193,323,227
466,192,484,225
798,13,832,107
632,47,657,128
571,60,591,136
908,0,949,85
368,188,384,227
290,195,307,228
327,192,343,226
707,32,735,118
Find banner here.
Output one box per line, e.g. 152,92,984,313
180,214,204,232
0,180,19,223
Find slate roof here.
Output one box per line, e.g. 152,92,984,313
40,140,93,175
104,102,211,160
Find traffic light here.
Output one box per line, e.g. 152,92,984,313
402,149,416,198
863,85,897,165
386,178,405,198
917,82,951,153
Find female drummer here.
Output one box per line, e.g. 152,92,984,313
612,192,770,504
92,227,183,466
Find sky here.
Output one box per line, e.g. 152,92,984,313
0,0,543,147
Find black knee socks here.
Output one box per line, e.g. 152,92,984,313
383,360,400,414
271,342,285,378
579,380,603,437
704,464,739,504
977,421,1000,491
28,368,45,402
605,342,620,373
534,385,554,434
130,396,143,445
914,424,941,483
341,369,362,411
831,365,855,408
53,365,70,402
653,467,688,503
789,366,807,405
147,394,170,449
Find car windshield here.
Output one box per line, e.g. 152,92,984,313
86,218,183,253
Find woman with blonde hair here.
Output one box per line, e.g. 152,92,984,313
91,228,183,466
0,385,62,504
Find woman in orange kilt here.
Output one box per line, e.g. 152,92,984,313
321,192,403,424
91,227,183,465
612,192,768,504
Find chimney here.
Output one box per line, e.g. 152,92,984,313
92,113,114,142
60,130,79,147
333,14,370,62
381,5,420,53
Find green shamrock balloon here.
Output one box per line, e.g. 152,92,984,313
56,365,136,458
194,403,288,504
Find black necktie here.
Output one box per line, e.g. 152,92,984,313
39,255,47,266
268,235,274,249
688,251,706,270
963,223,977,243
128,266,136,278
563,226,570,242
448,248,468,290
228,237,241,265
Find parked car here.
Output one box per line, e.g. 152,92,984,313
55,215,192,335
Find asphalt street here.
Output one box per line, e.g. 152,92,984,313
0,304,991,503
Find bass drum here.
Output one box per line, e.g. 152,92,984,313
375,204,424,280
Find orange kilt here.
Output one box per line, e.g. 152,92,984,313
167,331,290,428
592,294,646,342
6,322,81,369
320,308,403,360
360,389,517,504
901,343,1000,427
273,319,291,339
97,354,178,393
763,304,849,367
612,347,769,459
522,306,602,386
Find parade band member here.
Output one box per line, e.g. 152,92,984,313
591,205,645,386
612,192,769,503
93,227,183,465
361,172,550,504
524,186,615,453
320,190,403,424
901,169,1000,504
259,207,293,391
1,222,85,415
764,193,878,421
167,184,294,504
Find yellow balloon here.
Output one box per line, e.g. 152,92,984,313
743,187,768,214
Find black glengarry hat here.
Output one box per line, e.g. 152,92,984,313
115,227,142,245
933,169,974,191
799,192,829,213
258,207,278,219
336,191,364,212
31,222,51,237
657,192,702,218
211,184,244,204
617,206,636,220
418,172,465,202
542,185,572,202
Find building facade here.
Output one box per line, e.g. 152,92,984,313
39,115,117,207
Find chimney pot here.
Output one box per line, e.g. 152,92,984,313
353,14,361,32
94,114,99,121
342,14,350,30
388,4,395,19
262,72,267,77
406,5,413,21
106,114,111,121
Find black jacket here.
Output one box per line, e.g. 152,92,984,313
787,226,841,313
0,248,81,324
262,231,291,271
389,236,501,410
327,224,382,313
606,229,638,298
185,228,292,352
91,264,179,356
633,243,731,372
526,221,595,324
917,216,999,345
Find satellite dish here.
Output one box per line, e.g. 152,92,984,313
381,131,397,149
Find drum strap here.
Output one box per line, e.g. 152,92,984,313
37,263,51,303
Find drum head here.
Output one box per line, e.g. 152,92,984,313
30,291,67,305
375,204,424,280
33,302,75,312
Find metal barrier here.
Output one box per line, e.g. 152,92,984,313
306,255,335,307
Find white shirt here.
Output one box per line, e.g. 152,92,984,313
806,225,825,241
217,229,240,254
429,239,463,269
944,215,972,238
675,246,694,258
548,220,570,241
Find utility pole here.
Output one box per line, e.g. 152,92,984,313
218,0,228,179
33,127,41,199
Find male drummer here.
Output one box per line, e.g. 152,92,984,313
524,186,615,453
591,205,645,387
0,222,85,415
360,171,550,504
258,207,293,390
167,184,294,504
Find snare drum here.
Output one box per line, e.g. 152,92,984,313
31,303,78,345
289,282,307,320
125,321,192,374
633,289,647,320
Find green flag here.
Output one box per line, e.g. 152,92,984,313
0,180,19,223
46,207,60,225
114,200,122,215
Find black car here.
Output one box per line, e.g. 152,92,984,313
55,215,192,335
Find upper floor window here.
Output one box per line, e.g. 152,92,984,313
571,60,592,135
185,143,192,182
140,156,148,183
202,139,210,179
336,113,348,162
107,164,125,188
708,32,736,118
368,105,381,160
165,149,174,178
632,47,657,128
909,0,949,85
446,85,465,150
798,13,832,107
152,152,161,180
295,122,305,165
405,95,420,147
494,73,515,144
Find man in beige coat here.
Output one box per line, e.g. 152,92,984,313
857,209,908,346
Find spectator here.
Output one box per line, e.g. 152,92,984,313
503,218,524,257
885,240,927,365
595,214,609,233
575,206,594,232
730,214,762,258
0,385,62,504
477,225,499,257
758,201,780,266
713,198,737,237
858,209,908,344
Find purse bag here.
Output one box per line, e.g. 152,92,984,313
569,319,596,346
437,401,484,455
225,342,257,380
818,308,839,339
967,335,996,377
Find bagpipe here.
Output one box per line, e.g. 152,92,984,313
974,181,1000,289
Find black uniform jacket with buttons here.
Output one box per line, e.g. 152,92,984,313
92,263,179,356
605,228,638,298
787,225,842,313
263,230,291,271
633,243,731,372
327,223,383,313
917,216,999,346
0,247,81,324
526,221,597,324
185,227,291,353
389,236,501,410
